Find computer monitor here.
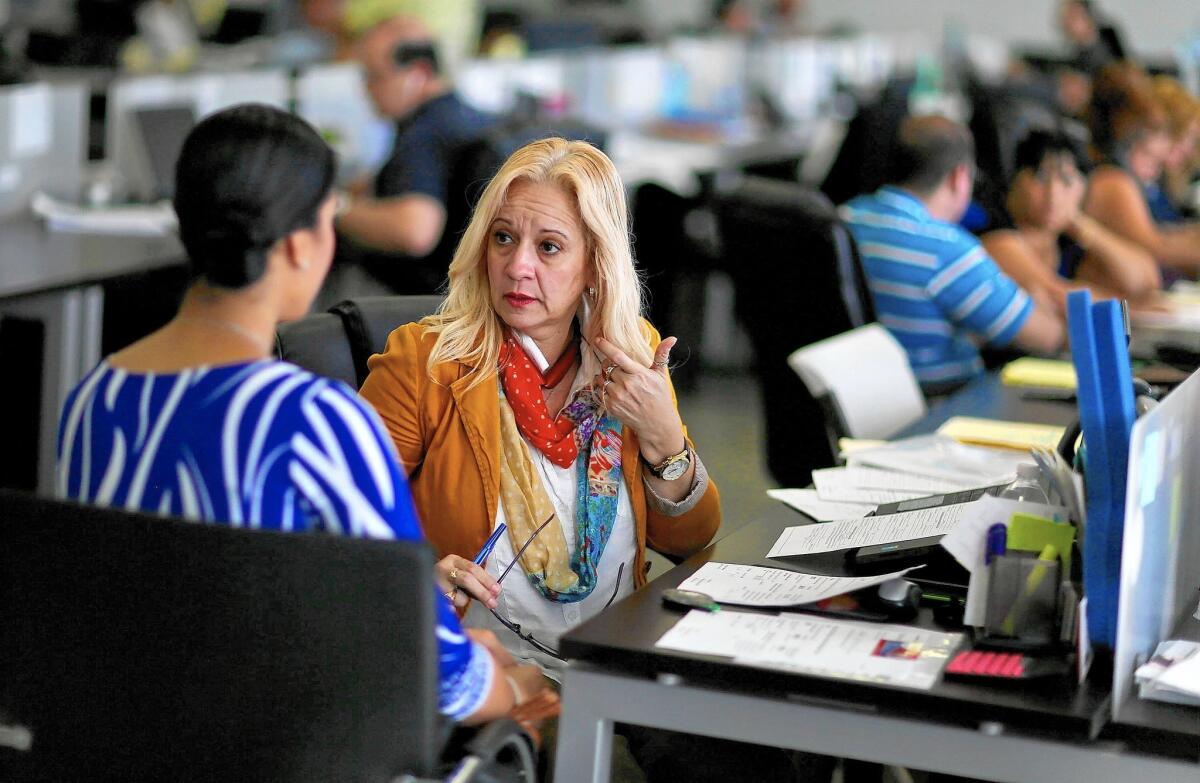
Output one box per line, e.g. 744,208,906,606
131,103,195,201
0,490,441,781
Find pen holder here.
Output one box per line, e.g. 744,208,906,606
982,552,1061,645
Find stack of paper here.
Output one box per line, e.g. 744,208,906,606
937,417,1066,452
656,609,963,690
678,561,918,607
31,191,178,236
768,504,972,558
1135,640,1200,706
766,488,874,521
1001,358,1077,389
846,434,1029,487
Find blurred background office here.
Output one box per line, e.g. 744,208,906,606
2,0,1200,540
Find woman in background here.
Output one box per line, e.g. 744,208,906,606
982,129,1159,309
1084,63,1200,277
56,103,547,725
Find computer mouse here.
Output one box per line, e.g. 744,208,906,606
875,578,922,618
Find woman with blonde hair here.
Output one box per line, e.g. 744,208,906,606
360,137,719,671
1151,76,1200,213
1083,62,1200,274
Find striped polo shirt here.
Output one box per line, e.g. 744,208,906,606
841,186,1032,385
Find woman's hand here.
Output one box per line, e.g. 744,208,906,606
436,554,501,610
594,336,686,464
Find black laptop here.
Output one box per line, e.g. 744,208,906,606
0,489,439,782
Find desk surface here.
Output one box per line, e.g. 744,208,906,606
563,376,1110,738
897,372,1078,437
0,218,184,301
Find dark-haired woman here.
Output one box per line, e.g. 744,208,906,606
55,104,548,725
981,129,1160,310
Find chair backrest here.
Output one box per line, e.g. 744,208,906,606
716,176,875,486
0,489,439,782
276,295,443,389
788,324,927,453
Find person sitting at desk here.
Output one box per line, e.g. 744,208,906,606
981,129,1160,307
1083,62,1200,279
360,138,803,781
841,115,1066,393
55,104,548,726
336,14,495,293
1150,76,1200,216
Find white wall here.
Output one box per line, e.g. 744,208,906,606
803,0,1200,59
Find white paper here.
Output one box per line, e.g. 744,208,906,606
815,465,977,495
31,191,177,236
766,504,970,558
9,83,52,159
767,488,874,520
937,494,1069,627
656,610,963,690
678,561,918,607
846,434,1029,486
1135,640,1200,705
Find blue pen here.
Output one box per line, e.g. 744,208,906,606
474,523,507,565
985,523,1007,565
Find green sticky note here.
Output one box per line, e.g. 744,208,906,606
1008,513,1075,574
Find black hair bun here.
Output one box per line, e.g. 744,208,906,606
172,104,335,290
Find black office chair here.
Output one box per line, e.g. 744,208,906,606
0,488,532,782
276,295,443,389
716,176,875,486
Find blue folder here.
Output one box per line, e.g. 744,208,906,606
1067,291,1136,648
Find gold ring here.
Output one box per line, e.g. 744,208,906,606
448,567,459,583
604,364,616,380
444,590,456,600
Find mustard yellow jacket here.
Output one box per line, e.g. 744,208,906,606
359,321,721,588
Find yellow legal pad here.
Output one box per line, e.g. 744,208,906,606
936,416,1066,451
1000,358,1077,390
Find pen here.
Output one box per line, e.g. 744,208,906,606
985,523,1007,565
474,523,507,565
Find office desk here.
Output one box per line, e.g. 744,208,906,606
554,376,1199,782
897,372,1077,437
0,218,183,492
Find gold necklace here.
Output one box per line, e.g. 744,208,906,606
176,315,273,356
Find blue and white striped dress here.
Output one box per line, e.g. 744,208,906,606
57,359,493,722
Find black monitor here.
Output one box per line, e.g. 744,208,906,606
0,489,441,781
131,104,195,201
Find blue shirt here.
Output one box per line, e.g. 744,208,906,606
842,187,1033,385
374,91,495,205
57,360,493,722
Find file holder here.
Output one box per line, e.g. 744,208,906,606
983,552,1062,646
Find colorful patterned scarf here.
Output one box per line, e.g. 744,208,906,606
496,332,622,602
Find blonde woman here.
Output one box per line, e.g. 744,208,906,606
361,137,719,669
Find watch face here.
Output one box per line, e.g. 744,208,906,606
660,457,689,481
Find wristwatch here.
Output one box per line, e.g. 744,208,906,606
644,445,692,481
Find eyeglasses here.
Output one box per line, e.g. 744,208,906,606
488,513,625,662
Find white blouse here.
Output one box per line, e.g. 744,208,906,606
463,362,638,678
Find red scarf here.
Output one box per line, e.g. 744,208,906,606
498,333,581,468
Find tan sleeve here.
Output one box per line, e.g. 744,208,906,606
359,324,428,476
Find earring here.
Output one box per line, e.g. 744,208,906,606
297,258,311,271
586,286,596,298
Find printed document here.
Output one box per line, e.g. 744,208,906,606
767,504,970,558
678,562,918,607
656,610,962,690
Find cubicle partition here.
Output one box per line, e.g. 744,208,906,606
294,62,393,184
0,81,88,219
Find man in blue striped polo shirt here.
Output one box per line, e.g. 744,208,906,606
842,116,1065,390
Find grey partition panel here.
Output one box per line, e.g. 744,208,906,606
1114,367,1200,715
0,82,86,219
